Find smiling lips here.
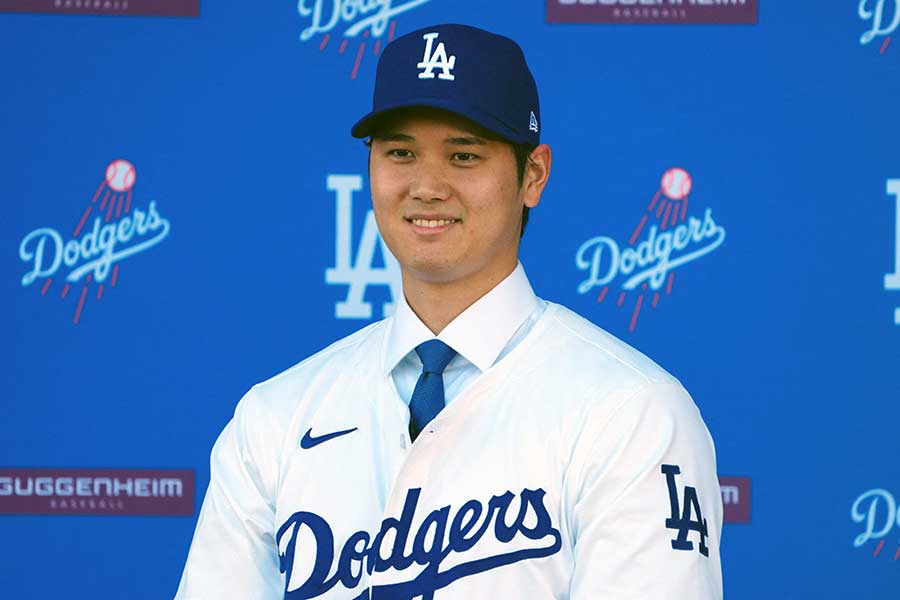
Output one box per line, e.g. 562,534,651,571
407,217,461,229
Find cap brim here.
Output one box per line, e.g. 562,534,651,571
351,98,530,144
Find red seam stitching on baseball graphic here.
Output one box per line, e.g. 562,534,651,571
894,545,900,561
652,292,660,308
351,42,366,80
339,39,349,54
73,205,93,237
61,283,70,299
105,196,115,222
319,33,331,51
596,287,608,303
91,180,105,204
881,36,891,54
681,195,689,221
374,40,382,56
661,203,672,231
388,20,397,42
112,265,119,287
629,215,648,245
41,279,52,296
100,190,110,210
616,291,626,307
629,295,644,332
666,273,675,295
874,540,885,558
648,190,661,211
115,195,123,219
73,287,88,325
97,285,104,301
125,189,132,213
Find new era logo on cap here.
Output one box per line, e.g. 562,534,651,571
418,32,456,81
351,24,542,146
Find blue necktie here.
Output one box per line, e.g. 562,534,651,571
408,339,457,441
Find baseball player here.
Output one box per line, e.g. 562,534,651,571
175,24,722,600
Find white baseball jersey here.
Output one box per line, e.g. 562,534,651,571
176,292,723,599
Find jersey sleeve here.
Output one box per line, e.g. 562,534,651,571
566,381,723,599
174,387,284,599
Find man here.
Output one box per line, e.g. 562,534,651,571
176,24,722,599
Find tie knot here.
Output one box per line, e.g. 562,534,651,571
415,339,457,374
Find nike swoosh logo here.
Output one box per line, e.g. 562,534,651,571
300,427,358,449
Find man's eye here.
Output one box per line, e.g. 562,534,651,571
453,152,479,162
387,149,413,158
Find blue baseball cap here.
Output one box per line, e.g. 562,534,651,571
351,23,541,146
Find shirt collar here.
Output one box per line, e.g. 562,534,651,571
383,263,538,375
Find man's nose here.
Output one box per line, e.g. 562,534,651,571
409,161,452,203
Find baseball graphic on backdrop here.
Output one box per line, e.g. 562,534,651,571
105,159,136,192
661,167,692,200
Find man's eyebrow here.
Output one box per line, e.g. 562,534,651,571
444,135,487,146
372,133,415,142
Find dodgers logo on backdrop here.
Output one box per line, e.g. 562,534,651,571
325,174,401,319
574,167,726,332
859,0,899,53
884,179,900,325
276,487,561,599
850,488,900,561
296,0,433,79
18,159,171,325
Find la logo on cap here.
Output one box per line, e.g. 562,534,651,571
417,32,456,81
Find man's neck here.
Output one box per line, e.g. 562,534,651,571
402,260,518,334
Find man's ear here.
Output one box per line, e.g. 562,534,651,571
522,144,552,209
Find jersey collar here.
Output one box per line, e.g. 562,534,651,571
383,263,539,375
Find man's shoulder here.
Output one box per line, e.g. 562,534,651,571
263,319,386,387
245,319,388,413
537,302,679,390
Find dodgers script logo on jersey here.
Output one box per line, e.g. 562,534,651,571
850,488,900,561
859,0,899,54
296,0,433,79
884,178,900,325
17,159,171,325
277,486,562,599
325,174,401,319
574,167,726,332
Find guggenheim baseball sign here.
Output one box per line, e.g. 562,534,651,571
546,0,758,24
0,468,194,516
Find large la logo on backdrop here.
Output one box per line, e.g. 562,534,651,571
18,159,170,324
885,178,900,326
296,0,433,79
325,174,401,319
575,168,726,332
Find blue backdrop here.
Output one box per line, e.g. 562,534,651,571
3,1,899,597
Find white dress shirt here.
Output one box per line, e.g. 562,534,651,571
383,262,545,406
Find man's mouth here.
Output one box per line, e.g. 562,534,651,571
406,218,461,229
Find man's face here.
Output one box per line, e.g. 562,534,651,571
369,110,542,289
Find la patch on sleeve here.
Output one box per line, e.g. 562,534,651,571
661,464,709,557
